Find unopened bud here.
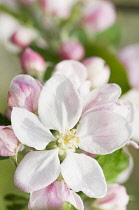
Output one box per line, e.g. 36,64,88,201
20,48,46,77
59,41,85,61
11,27,36,48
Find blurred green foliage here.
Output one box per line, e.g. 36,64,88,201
97,149,129,183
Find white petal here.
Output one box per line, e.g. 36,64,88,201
38,74,82,132
84,101,133,123
61,152,107,198
54,60,87,88
14,149,60,193
77,111,132,155
11,107,55,150
83,84,121,114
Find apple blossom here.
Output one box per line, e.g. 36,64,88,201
11,27,37,48
11,74,132,197
8,74,42,113
0,126,19,156
82,0,116,33
20,48,46,77
59,41,85,61
28,181,84,210
38,0,78,18
118,44,139,89
93,184,129,210
83,57,110,88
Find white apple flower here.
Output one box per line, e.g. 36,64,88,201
11,74,132,198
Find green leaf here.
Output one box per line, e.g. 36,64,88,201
84,43,130,94
95,23,121,46
97,149,129,183
7,204,27,210
0,113,11,126
0,156,9,160
5,193,29,202
62,202,77,210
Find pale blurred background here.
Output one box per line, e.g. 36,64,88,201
0,0,139,209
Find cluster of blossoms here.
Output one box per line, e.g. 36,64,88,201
0,59,134,209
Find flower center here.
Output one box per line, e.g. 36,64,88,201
58,129,80,150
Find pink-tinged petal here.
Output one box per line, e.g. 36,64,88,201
122,89,139,142
93,184,129,210
70,191,84,210
77,111,132,155
0,139,15,156
61,152,107,198
54,60,88,88
29,181,84,210
38,74,82,132
84,101,133,123
83,84,121,114
11,108,55,150
8,74,42,113
0,126,18,156
127,140,139,149
118,44,139,89
14,149,60,193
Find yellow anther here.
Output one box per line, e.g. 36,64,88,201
58,129,80,150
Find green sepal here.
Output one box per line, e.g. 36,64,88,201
62,202,77,210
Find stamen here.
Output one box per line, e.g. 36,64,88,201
58,129,80,150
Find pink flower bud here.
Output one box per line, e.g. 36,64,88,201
38,0,77,18
83,57,110,88
118,44,139,89
8,75,43,113
20,48,46,77
11,27,36,48
29,181,84,210
0,126,19,156
59,41,85,61
93,184,129,210
82,0,116,33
